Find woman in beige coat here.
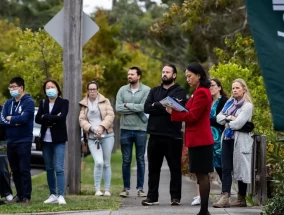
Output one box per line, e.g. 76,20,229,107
79,80,115,196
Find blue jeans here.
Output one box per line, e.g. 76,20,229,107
120,129,147,190
88,136,114,191
42,142,65,196
7,142,32,200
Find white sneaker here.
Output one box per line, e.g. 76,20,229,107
191,196,201,205
137,189,147,197
6,194,13,201
57,195,66,204
95,190,103,196
104,191,111,196
44,194,58,204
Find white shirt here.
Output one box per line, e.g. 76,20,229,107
43,103,55,142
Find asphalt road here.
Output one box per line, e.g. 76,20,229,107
31,168,45,176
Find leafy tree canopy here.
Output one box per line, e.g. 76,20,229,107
0,0,63,30
210,33,275,141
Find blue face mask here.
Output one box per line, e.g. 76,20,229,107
10,89,20,98
46,88,57,98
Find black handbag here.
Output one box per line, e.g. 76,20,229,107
238,121,254,132
36,99,45,150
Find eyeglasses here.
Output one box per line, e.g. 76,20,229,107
8,85,20,90
88,88,97,92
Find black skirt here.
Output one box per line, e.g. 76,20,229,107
188,144,214,174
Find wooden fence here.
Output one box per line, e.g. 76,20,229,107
249,134,267,205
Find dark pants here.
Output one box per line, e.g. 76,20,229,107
0,156,12,197
215,167,222,182
221,139,234,193
147,135,182,201
7,142,32,200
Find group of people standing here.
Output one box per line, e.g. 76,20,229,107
0,62,254,215
115,63,254,215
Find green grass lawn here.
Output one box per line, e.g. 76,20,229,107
0,150,126,213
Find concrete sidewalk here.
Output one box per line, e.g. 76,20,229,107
1,158,262,215
111,158,262,215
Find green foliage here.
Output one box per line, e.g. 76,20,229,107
85,10,132,98
2,26,105,103
210,33,275,141
262,159,284,215
245,194,255,207
124,43,162,88
0,0,63,30
0,19,20,103
4,28,63,102
267,140,284,165
150,0,249,67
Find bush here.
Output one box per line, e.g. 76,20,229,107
262,159,284,215
210,34,275,141
181,144,189,175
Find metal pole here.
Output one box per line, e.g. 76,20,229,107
63,0,83,194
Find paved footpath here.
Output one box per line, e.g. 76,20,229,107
4,158,262,215
110,159,262,215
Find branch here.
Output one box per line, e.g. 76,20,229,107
36,40,49,79
123,39,186,69
237,5,246,11
221,12,248,38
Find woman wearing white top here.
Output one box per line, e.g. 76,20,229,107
79,81,115,196
35,80,69,205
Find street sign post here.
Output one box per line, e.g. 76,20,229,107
44,0,99,194
44,8,99,47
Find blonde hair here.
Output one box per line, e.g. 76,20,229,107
232,78,253,104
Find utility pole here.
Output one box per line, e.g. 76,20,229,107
63,0,83,194
45,0,99,195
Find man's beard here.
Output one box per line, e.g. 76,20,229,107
162,77,174,85
128,79,138,84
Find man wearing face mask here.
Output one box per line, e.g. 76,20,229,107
0,77,35,205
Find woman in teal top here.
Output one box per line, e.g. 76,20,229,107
209,78,228,178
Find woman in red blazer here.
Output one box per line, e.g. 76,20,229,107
166,62,213,215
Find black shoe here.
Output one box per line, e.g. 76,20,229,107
171,199,180,205
197,211,211,215
11,196,22,203
21,198,30,206
141,198,159,206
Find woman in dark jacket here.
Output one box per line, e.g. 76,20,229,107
35,80,69,205
209,78,228,180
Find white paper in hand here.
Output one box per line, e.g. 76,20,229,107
159,96,188,112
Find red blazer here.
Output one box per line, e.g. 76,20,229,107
171,87,214,148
